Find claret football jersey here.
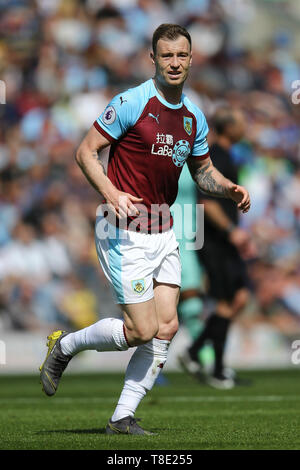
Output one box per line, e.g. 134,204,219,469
94,78,209,233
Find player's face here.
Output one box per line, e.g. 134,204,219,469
151,36,192,88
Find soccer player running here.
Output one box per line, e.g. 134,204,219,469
39,24,250,435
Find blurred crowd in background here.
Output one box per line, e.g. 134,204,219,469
0,0,300,337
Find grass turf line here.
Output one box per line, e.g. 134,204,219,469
0,370,300,450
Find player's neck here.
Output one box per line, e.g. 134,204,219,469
153,78,183,105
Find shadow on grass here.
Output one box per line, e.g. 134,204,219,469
37,428,106,435
37,427,164,436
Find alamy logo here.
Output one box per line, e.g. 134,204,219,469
291,80,300,104
0,340,6,365
291,340,300,365
0,80,6,104
95,202,205,250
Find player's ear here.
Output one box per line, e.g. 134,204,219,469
189,52,192,67
150,52,155,64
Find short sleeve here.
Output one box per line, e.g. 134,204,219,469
94,86,147,142
192,109,209,157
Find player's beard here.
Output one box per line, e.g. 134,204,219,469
157,66,189,89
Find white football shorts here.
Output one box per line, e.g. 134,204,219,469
95,214,181,304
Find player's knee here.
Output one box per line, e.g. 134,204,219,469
131,324,159,345
158,315,179,340
170,317,179,338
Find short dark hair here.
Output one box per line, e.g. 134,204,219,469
152,24,192,55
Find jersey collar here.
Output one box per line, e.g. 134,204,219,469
151,79,183,110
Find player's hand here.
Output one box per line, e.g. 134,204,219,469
228,183,250,213
106,188,143,219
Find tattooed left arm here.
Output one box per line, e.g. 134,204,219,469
187,156,251,213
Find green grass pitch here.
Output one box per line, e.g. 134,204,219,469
0,369,300,450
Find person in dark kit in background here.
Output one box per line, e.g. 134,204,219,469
179,107,256,389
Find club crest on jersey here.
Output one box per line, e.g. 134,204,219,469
131,279,145,295
183,116,192,136
102,106,116,125
172,140,191,167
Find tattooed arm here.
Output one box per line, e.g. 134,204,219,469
187,156,251,213
75,126,142,218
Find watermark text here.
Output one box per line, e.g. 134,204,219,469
0,80,6,104
291,340,300,365
95,202,205,250
291,80,300,105
0,340,6,365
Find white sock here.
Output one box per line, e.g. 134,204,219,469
60,318,129,356
111,337,170,422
